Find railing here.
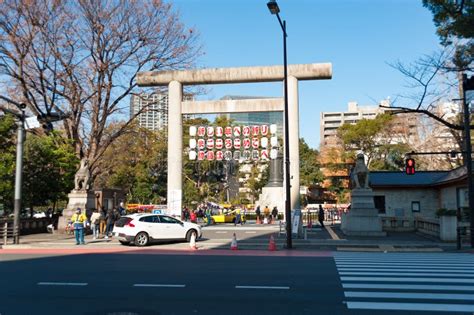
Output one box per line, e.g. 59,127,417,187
414,217,440,237
1,222,14,245
380,216,414,231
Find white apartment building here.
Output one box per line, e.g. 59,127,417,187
320,99,393,147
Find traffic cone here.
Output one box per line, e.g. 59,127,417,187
189,232,197,250
268,234,277,251
230,233,238,250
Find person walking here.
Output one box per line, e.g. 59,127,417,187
255,206,261,223
105,208,116,239
271,206,278,223
90,208,101,240
264,206,270,224
318,205,325,228
70,208,87,245
99,207,107,237
234,209,242,226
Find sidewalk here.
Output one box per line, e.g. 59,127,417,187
0,222,464,253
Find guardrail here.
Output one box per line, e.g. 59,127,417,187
414,217,440,237
1,222,14,245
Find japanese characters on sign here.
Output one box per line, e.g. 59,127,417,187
188,124,278,162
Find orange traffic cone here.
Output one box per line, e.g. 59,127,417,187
230,233,238,250
189,232,198,250
268,234,277,251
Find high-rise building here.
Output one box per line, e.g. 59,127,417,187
130,93,169,131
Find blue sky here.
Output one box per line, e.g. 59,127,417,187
172,0,442,149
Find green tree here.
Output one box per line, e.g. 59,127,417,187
337,114,412,170
0,114,17,213
299,138,324,186
22,132,78,214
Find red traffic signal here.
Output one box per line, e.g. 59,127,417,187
406,158,415,175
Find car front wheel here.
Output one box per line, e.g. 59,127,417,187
134,232,149,246
186,229,197,242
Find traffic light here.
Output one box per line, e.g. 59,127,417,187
405,158,415,175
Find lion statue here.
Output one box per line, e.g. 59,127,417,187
74,158,90,191
350,153,369,189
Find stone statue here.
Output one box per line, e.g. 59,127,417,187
351,153,369,189
74,159,90,191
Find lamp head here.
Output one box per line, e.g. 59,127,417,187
267,0,280,14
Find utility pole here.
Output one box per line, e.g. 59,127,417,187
13,103,26,244
462,75,474,248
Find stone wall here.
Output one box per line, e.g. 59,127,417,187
373,188,439,218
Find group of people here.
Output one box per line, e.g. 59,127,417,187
69,206,123,245
255,205,279,224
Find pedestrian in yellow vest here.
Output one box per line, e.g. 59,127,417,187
71,208,87,245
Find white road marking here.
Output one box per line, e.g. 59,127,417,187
215,231,228,234
340,272,474,277
342,283,474,291
235,285,289,290
338,268,474,273
245,231,257,234
37,282,88,286
336,263,474,268
341,277,474,283
345,291,474,300
346,301,474,313
133,284,185,288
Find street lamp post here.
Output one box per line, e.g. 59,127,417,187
267,0,292,249
462,75,474,248
13,103,26,244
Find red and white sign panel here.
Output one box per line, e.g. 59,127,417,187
260,137,268,148
189,139,196,149
197,126,206,137
189,126,197,136
216,151,223,160
206,138,214,149
243,126,251,136
189,150,196,160
225,127,232,137
233,138,241,149
216,126,224,137
261,149,269,160
233,126,241,137
207,151,215,161
252,137,259,149
261,125,269,136
197,139,205,150
252,125,260,136
215,138,223,149
207,126,214,137
243,138,251,149
225,138,233,149
198,151,205,161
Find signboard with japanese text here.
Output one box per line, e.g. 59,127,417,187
188,124,278,163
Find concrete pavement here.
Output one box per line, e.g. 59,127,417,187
1,221,461,253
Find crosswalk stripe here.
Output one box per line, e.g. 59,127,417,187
345,291,474,300
346,301,474,312
336,263,474,268
342,283,474,291
341,277,474,283
338,268,474,273
340,272,474,277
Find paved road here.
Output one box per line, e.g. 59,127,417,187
1,251,474,314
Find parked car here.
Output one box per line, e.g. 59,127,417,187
205,209,246,224
113,213,202,246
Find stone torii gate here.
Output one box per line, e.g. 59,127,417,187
137,63,332,217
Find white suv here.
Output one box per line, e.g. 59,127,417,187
113,213,202,246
